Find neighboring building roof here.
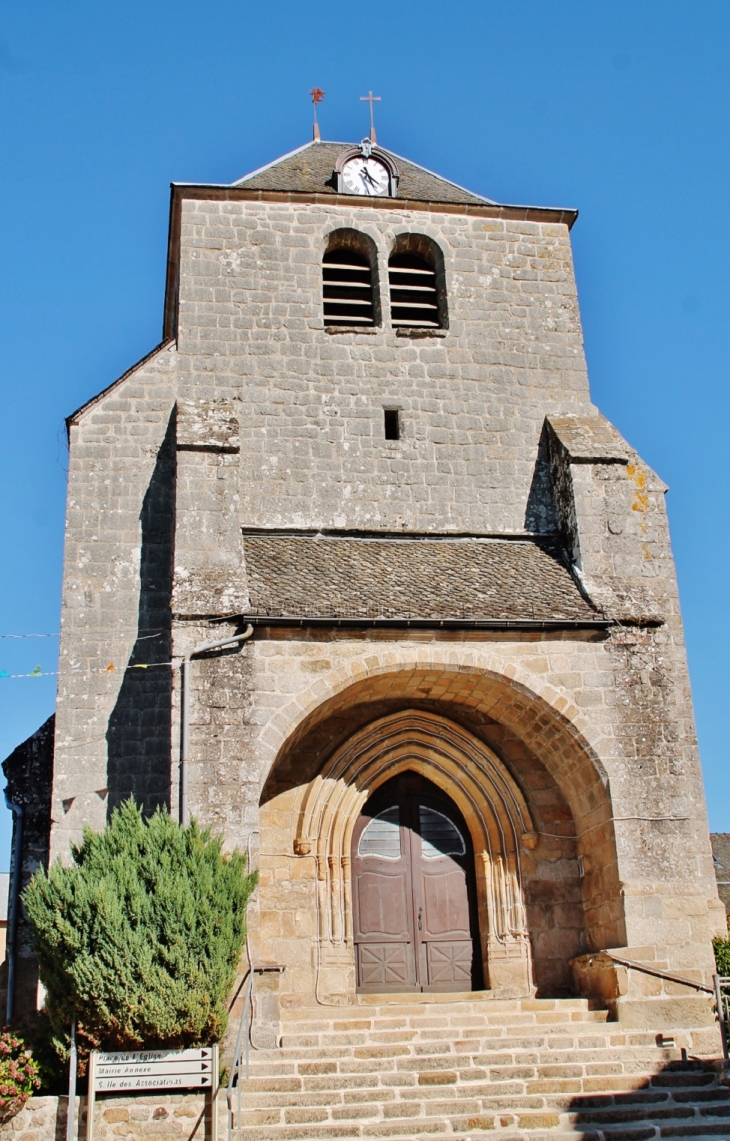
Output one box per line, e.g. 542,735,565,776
712,834,730,917
231,140,495,207
0,873,8,923
242,535,600,625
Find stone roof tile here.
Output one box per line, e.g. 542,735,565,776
234,141,492,207
243,536,598,623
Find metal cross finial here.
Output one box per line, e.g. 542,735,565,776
360,90,381,144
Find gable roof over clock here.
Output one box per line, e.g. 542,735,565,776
232,140,495,207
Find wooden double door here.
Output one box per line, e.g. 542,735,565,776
352,775,480,992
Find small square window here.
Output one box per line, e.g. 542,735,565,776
384,409,400,440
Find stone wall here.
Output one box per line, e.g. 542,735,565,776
0,1092,218,1140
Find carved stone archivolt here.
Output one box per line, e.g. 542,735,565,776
293,709,538,995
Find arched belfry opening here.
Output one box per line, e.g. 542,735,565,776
322,228,380,328
257,670,621,1005
388,233,448,329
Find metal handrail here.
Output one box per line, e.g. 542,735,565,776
227,969,254,1141
714,974,730,1061
599,951,713,993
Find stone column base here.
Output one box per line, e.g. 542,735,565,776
486,934,534,998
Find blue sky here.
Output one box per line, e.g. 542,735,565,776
1,1,728,868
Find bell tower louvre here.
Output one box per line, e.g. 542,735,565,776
3,129,728,1134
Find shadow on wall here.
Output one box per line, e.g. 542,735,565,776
106,410,176,818
524,423,558,534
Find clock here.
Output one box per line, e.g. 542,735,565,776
341,154,391,197
334,141,399,198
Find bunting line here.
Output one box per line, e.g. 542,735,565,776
0,630,165,640
0,662,177,680
0,633,61,639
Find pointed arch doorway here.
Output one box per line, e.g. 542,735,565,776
352,773,481,993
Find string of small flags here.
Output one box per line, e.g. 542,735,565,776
0,630,165,640
0,633,61,639
0,632,172,679
0,661,178,680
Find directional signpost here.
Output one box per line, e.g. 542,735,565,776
86,1045,218,1141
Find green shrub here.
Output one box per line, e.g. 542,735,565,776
0,1031,40,1120
714,932,730,976
23,800,257,1058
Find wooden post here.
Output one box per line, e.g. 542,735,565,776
85,1051,97,1141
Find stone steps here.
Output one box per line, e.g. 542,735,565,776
244,1041,698,1072
228,996,728,1141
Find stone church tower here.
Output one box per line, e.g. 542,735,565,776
5,134,727,1082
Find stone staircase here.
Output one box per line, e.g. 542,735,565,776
226,993,730,1141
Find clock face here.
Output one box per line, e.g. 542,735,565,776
341,155,391,197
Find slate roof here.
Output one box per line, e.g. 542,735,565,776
242,536,599,623
233,141,494,207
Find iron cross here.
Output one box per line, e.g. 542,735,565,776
360,91,381,144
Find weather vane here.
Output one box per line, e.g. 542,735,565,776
360,91,381,144
310,87,325,141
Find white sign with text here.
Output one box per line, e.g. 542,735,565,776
95,1047,214,1091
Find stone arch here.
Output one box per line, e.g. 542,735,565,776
291,708,537,995
257,657,624,1001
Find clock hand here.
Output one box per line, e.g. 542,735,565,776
362,169,378,187
359,170,373,195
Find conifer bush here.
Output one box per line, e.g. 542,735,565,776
23,800,257,1056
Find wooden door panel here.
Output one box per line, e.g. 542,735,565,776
352,803,416,990
355,871,411,939
357,942,415,989
421,867,472,938
424,940,474,989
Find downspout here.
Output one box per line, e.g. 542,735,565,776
4,793,24,1024
180,625,254,827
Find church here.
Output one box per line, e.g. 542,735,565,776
5,119,730,1136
